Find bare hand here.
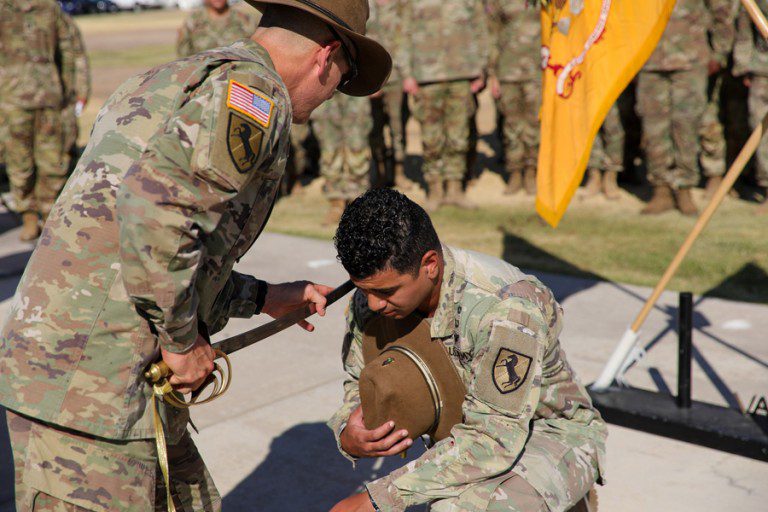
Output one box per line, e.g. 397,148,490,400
403,77,420,95
261,281,333,332
161,333,215,394
744,75,753,88
708,59,722,76
330,492,375,512
470,75,486,94
340,406,411,458
488,75,501,100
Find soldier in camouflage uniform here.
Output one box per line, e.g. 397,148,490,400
59,13,90,176
400,0,490,211
313,93,373,225
636,0,735,215
734,0,768,213
176,0,259,58
0,0,76,241
0,2,391,510
329,189,606,512
584,103,624,200
486,0,540,197
367,0,412,190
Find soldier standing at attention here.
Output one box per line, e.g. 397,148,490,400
487,0,540,197
176,0,259,58
401,0,489,211
636,0,734,216
329,189,606,512
0,1,391,510
583,102,625,200
59,12,90,175
0,0,75,241
367,0,411,190
313,93,373,225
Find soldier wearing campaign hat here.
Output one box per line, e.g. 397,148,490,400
1,1,391,510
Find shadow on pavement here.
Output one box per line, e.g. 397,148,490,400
703,262,768,305
0,209,19,236
222,422,425,512
0,407,14,509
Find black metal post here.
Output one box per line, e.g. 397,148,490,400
677,292,693,408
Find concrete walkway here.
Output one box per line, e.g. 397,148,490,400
1,222,766,511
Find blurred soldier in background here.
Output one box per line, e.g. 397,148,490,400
636,0,735,216
176,0,259,57
367,0,411,190
487,0,540,197
734,0,768,213
584,102,624,200
313,94,373,225
284,122,312,195
699,66,729,199
401,0,489,211
0,0,75,241
59,13,90,175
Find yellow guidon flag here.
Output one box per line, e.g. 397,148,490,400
536,0,676,227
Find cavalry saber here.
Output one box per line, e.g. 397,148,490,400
145,280,355,383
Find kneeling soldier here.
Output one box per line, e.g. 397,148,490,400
328,189,606,512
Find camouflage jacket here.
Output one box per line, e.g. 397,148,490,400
328,246,607,512
644,0,736,72
58,13,90,108
733,1,768,77
487,0,541,83
176,7,259,58
0,0,73,109
400,0,491,84
0,40,292,440
367,0,405,84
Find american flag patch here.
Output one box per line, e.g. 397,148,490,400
226,80,274,128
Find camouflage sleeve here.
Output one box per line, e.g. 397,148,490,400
395,0,413,79
484,0,502,78
327,291,369,463
176,18,194,58
477,0,492,75
206,272,268,334
116,66,287,353
55,11,76,106
71,20,90,103
733,7,755,76
367,282,561,511
708,0,737,65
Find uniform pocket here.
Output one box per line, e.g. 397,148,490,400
24,422,155,511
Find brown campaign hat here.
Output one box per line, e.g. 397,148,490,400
245,0,392,96
359,315,467,442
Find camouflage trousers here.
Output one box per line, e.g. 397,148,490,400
1,106,67,215
371,83,406,164
588,103,624,173
428,475,548,512
747,76,768,188
637,68,707,189
412,81,477,181
699,73,727,178
496,80,540,173
7,410,221,512
314,94,372,201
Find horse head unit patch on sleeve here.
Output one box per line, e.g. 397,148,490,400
492,348,532,394
226,112,264,174
226,80,273,128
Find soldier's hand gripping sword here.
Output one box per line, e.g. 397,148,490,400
144,280,355,404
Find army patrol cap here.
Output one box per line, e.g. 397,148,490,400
246,0,392,96
360,315,467,442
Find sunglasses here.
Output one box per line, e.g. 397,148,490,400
327,24,358,90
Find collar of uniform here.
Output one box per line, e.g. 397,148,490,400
241,39,278,74
430,245,463,339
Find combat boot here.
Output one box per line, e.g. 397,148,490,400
393,162,415,190
602,170,620,200
424,177,444,212
757,195,768,215
443,179,477,210
641,185,674,215
504,169,523,195
674,188,698,216
19,211,40,241
705,175,721,200
583,168,601,196
322,199,346,226
523,167,537,196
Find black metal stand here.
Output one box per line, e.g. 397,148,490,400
589,292,768,462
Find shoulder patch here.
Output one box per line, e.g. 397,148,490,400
226,112,264,174
492,348,532,394
226,80,274,128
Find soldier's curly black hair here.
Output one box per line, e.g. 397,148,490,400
334,189,441,280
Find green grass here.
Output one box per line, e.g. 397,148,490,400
88,44,177,69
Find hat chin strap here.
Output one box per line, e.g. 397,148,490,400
384,345,442,437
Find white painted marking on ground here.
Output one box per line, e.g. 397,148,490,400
721,319,752,331
307,259,336,269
